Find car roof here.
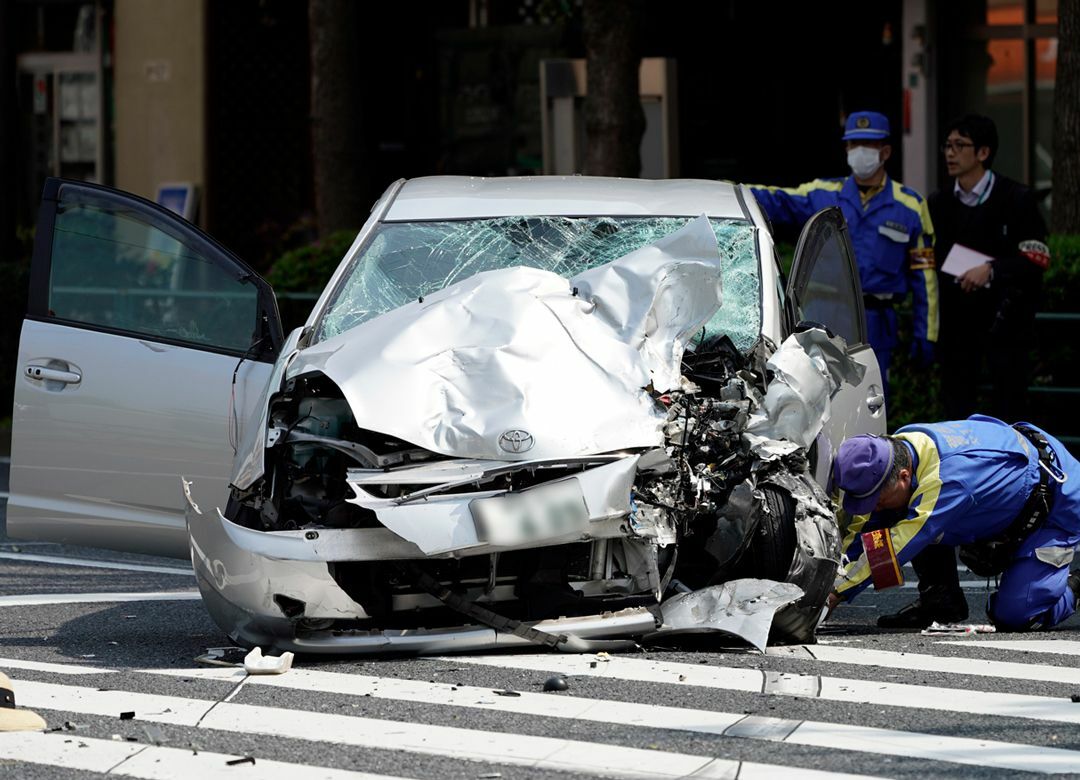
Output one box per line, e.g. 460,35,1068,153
383,175,751,222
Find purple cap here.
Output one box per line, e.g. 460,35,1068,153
833,435,894,515
842,111,891,141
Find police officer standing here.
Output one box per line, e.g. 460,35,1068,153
828,417,1080,630
930,114,1049,422
751,111,938,400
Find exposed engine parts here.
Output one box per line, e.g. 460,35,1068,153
224,327,850,647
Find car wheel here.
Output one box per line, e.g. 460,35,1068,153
740,484,797,582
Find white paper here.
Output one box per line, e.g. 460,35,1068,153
941,243,993,282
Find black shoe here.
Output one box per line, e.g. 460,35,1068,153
1069,571,1080,603
877,596,969,629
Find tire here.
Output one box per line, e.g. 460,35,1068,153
742,484,797,582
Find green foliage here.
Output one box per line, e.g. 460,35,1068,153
1042,234,1080,312
265,229,356,293
885,297,944,431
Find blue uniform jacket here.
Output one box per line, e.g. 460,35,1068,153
751,176,938,344
834,416,1075,600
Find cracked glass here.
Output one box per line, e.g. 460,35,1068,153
315,217,761,351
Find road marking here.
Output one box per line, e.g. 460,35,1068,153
900,580,986,589
0,731,410,780
0,657,115,675
769,644,1080,685
449,653,1080,725
0,591,201,607
142,664,1080,774
938,639,1080,656
0,551,194,576
11,678,880,780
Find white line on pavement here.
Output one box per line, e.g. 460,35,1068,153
0,657,115,675
0,551,193,576
448,653,1080,725
769,643,1080,685
142,664,1080,775
11,678,880,780
0,731,411,780
0,591,201,607
900,580,987,589
938,639,1080,656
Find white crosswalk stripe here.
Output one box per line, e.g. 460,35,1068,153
143,663,1080,774
0,731,408,780
769,642,1080,684
8,677,880,780
1,637,1078,778
448,651,1080,724
937,638,1080,656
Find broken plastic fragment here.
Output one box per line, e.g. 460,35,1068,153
243,647,294,675
920,622,996,635
196,646,248,668
654,579,804,653
226,756,256,766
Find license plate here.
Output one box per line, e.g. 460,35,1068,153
471,479,589,547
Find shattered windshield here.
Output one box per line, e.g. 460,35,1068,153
315,216,761,351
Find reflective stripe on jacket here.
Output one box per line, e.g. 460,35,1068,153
751,175,938,342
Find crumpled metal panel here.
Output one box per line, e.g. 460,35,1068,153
286,216,724,462
232,327,303,490
759,469,842,643
746,328,867,449
654,579,805,652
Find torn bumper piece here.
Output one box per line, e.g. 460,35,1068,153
221,454,649,560
266,608,661,656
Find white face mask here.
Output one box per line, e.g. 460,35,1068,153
847,146,882,179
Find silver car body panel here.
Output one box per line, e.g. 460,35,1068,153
9,320,271,558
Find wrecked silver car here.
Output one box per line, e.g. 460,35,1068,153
9,176,886,653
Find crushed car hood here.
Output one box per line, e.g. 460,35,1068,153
285,216,725,461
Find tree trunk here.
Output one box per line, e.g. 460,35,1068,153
1053,0,1080,233
308,0,366,236
582,0,645,177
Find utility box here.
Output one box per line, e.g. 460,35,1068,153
540,58,679,178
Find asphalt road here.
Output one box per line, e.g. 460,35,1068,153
1,465,1079,780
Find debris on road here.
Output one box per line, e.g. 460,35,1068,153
195,646,248,667
226,756,256,766
920,622,996,635
119,711,135,720
542,676,568,692
243,647,294,675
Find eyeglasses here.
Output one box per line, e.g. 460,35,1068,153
941,141,975,153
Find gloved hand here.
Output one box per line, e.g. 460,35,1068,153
910,338,936,368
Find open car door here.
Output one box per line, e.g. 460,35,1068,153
8,179,282,559
786,207,886,483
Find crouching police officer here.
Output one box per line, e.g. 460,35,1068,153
828,416,1080,630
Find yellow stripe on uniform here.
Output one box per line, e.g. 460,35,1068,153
752,179,845,197
835,432,944,596
922,268,939,341
887,432,943,554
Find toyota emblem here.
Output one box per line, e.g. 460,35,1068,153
498,429,535,453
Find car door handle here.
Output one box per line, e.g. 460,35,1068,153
25,364,82,384
866,392,885,413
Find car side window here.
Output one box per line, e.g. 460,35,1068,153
788,209,865,346
47,193,260,353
